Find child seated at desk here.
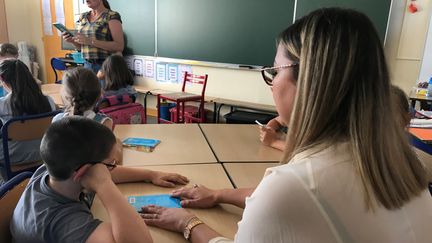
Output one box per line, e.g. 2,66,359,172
0,43,18,60
11,117,188,242
0,60,56,181
97,54,137,99
53,67,113,129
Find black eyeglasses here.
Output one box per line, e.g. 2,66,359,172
76,159,117,172
261,64,298,86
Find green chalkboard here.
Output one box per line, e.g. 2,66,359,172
295,0,392,42
110,0,155,55
157,0,295,66
110,0,391,66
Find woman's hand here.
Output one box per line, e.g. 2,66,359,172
150,171,189,188
73,33,93,46
171,185,219,208
140,205,195,233
62,32,75,43
259,126,279,146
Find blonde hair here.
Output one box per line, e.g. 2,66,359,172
279,8,427,210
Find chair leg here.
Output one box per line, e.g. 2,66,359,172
157,95,161,124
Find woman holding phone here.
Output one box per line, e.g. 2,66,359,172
63,0,124,73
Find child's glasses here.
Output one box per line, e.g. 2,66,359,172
102,159,117,171
261,63,298,86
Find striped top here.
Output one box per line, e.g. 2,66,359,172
77,10,122,61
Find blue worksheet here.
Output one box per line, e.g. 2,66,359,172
128,194,181,211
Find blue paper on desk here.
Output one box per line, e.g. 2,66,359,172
128,194,181,211
122,137,161,147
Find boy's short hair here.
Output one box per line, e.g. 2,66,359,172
0,43,18,57
41,116,116,180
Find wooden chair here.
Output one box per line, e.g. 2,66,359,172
157,72,208,123
0,111,60,181
0,171,33,243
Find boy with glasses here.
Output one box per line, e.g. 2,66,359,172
11,117,188,243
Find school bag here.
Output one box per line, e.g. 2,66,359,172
99,94,146,125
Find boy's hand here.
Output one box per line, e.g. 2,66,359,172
150,171,189,188
140,205,195,233
171,185,219,208
77,163,113,192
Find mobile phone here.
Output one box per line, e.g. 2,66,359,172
255,120,266,127
52,22,74,36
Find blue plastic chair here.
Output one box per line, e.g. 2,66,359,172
0,110,60,180
50,57,67,84
0,171,33,243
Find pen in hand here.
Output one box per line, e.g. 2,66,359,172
255,120,267,128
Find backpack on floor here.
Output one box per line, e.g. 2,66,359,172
99,95,146,125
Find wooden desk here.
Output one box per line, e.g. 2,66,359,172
41,84,64,108
91,164,242,242
200,124,283,163
114,124,217,166
224,162,279,188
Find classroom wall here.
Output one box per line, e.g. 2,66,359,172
0,0,8,43
385,0,432,93
4,0,46,82
3,0,431,100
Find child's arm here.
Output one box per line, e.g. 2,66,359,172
110,166,189,187
78,164,153,243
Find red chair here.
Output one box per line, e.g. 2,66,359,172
157,72,208,123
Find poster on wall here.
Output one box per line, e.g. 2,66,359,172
145,60,155,78
133,58,144,76
124,56,134,71
167,64,179,83
156,63,167,82
178,64,192,83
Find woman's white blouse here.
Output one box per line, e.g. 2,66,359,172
211,142,432,243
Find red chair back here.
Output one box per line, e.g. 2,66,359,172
181,72,208,97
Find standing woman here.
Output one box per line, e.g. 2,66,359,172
63,0,124,73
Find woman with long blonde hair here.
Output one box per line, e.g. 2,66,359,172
136,8,432,242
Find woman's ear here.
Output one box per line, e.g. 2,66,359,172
72,164,92,182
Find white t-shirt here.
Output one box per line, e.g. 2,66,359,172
213,142,432,243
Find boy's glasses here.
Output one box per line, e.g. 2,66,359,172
76,159,117,171
102,159,117,171
261,63,298,86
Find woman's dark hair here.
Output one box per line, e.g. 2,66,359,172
100,55,134,91
0,43,18,57
0,59,52,116
102,0,111,10
62,67,101,115
41,116,116,180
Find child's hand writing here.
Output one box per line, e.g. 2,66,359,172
150,171,189,188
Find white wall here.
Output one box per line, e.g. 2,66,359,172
385,0,432,93
419,12,432,83
5,0,46,82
